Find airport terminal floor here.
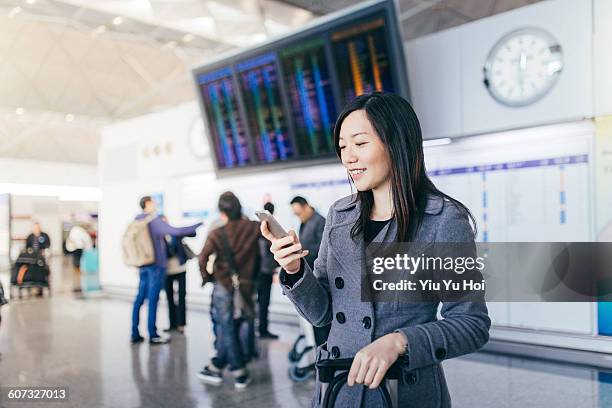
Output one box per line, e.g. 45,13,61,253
0,257,611,408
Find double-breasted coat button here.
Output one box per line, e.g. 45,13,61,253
335,277,344,289
405,372,418,385
362,316,372,329
435,347,447,360
331,346,340,359
336,312,346,324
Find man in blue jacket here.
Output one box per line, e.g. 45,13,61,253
131,196,202,345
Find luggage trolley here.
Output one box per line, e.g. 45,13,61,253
10,248,51,299
288,317,332,382
288,316,318,381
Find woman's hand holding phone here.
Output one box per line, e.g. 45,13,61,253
260,221,309,274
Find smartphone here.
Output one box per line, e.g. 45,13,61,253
255,210,289,239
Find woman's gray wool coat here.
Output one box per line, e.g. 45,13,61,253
280,194,491,408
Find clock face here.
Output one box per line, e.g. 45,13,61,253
483,28,563,107
188,116,210,158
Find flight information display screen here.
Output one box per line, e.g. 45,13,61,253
331,14,394,103
197,67,251,169
280,38,336,157
237,53,295,163
193,0,408,174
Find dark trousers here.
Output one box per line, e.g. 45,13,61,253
210,283,245,371
164,272,186,328
257,273,273,334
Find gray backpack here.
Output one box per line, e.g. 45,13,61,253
122,215,155,267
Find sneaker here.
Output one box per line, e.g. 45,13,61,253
163,327,176,333
149,336,170,345
259,331,279,340
234,373,251,390
130,335,145,344
197,366,223,385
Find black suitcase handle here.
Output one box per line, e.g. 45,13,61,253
316,356,408,408
316,356,406,383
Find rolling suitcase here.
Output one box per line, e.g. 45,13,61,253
80,248,101,293
317,356,406,407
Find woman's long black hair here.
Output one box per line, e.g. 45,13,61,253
333,92,476,242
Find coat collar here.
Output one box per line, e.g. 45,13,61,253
333,193,445,216
327,194,445,272
326,194,445,319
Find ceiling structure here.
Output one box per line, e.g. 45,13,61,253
0,0,542,165
278,0,543,39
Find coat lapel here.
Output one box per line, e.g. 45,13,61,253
328,200,363,288
326,194,445,286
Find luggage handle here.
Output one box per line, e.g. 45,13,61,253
316,356,407,383
317,356,408,407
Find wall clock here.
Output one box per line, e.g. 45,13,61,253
483,27,563,107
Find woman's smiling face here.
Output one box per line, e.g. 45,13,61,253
338,110,391,191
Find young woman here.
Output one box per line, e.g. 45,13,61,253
261,93,490,407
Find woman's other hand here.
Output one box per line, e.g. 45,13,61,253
347,332,407,389
260,221,309,274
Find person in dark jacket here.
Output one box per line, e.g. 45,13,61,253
290,196,331,347
25,222,51,253
131,196,202,345
257,202,279,339
197,192,260,389
290,196,326,268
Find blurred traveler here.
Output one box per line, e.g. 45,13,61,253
0,279,7,354
26,222,51,254
197,192,260,389
130,196,202,345
257,202,279,340
65,224,92,293
290,196,326,269
290,196,330,346
164,229,195,334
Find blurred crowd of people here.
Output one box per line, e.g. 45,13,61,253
129,192,326,389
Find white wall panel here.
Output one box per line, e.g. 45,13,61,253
594,0,612,116
405,30,463,139
406,0,594,138
461,0,593,135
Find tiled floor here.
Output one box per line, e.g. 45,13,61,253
0,292,314,408
1,257,612,407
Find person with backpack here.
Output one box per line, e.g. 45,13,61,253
129,196,202,345
197,192,260,389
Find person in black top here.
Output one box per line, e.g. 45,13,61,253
26,222,51,253
363,219,391,243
